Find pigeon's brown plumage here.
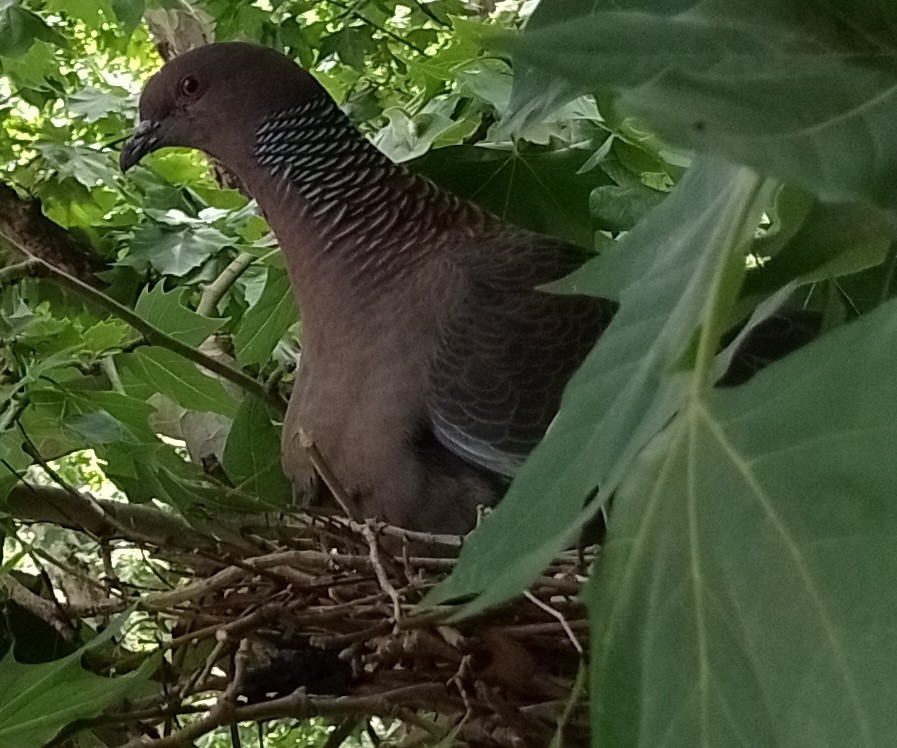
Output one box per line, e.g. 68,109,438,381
121,42,615,533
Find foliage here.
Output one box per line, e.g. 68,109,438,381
429,0,897,745
0,0,896,745
0,618,156,748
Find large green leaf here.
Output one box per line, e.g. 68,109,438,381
742,199,896,301
233,269,297,368
592,297,897,746
427,156,769,612
34,142,119,190
116,347,240,418
221,396,292,502
0,433,30,504
134,284,227,348
120,219,233,277
0,0,64,58
16,384,159,459
413,140,610,247
0,622,155,748
46,0,115,29
502,0,897,207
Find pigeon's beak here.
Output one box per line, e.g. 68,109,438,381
119,120,162,171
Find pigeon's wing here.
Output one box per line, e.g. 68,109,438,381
427,233,615,477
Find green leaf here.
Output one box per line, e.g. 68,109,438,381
0,619,155,747
67,410,137,444
0,1,64,58
34,142,119,190
67,86,128,123
45,0,114,28
0,432,30,504
413,141,610,247
591,296,897,745
116,347,240,418
111,0,143,33
502,0,897,206
80,318,129,353
18,384,158,459
427,156,769,612
233,270,297,368
373,103,474,163
0,39,60,89
319,27,370,70
590,183,667,232
221,396,291,502
121,219,233,277
743,200,896,299
134,284,227,347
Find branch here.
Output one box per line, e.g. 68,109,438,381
0,182,98,282
1,256,285,414
118,684,449,748
197,251,254,316
0,573,74,639
7,483,250,553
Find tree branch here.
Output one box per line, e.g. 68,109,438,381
0,183,99,282
0,256,285,414
197,251,254,316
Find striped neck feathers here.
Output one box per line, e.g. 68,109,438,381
253,99,405,210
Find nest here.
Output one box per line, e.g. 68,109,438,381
9,482,592,746
64,509,594,748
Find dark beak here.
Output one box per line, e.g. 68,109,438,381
119,120,162,171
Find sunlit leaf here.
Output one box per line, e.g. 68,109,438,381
67,86,129,123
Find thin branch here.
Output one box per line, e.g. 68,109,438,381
524,591,583,656
323,0,428,55
362,521,403,623
118,684,448,748
0,259,39,285
299,429,361,521
0,574,73,638
197,251,254,316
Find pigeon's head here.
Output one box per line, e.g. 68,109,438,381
119,42,326,172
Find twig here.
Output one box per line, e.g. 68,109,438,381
323,0,428,54
524,591,583,656
0,574,73,638
182,636,229,698
298,430,361,521
0,259,40,285
119,684,449,748
361,522,403,623
338,516,463,550
197,251,254,316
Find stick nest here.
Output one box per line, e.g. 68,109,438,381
28,502,594,747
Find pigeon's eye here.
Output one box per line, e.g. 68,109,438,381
179,76,200,97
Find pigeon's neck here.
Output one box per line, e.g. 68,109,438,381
247,99,479,287
240,98,491,328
